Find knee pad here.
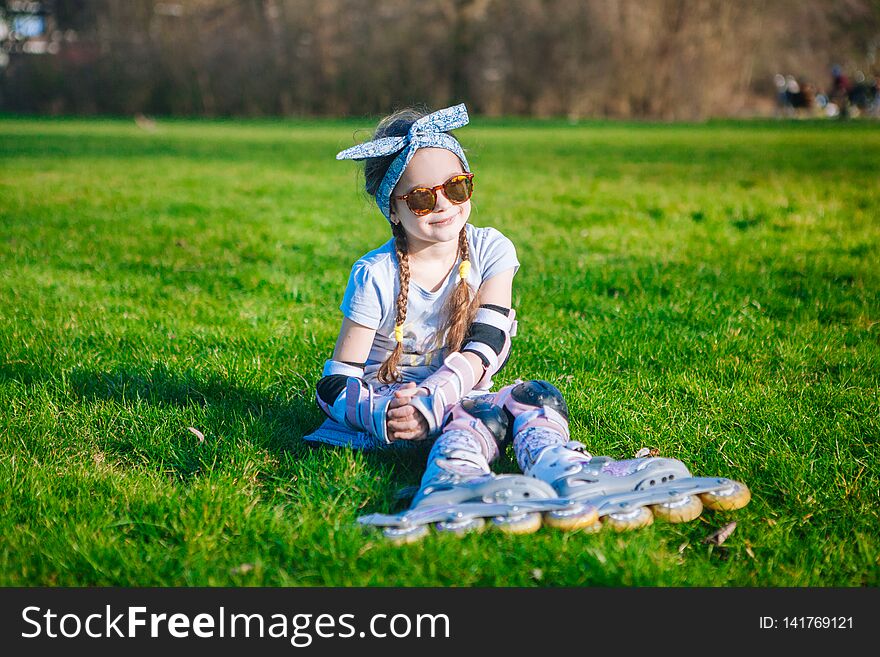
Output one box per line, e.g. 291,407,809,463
496,380,570,441
441,396,510,448
511,380,569,419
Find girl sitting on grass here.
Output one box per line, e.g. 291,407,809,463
305,104,749,542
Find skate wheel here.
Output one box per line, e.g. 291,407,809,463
434,516,486,536
543,503,600,531
382,524,429,545
602,506,654,532
650,494,703,523
492,512,542,535
699,480,751,511
576,519,604,534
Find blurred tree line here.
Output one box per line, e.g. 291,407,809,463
2,0,879,118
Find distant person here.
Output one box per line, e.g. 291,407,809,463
774,73,790,116
847,70,878,115
782,75,812,115
830,65,852,117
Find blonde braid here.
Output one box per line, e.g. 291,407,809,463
378,223,410,384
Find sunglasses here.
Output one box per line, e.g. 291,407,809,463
393,173,475,216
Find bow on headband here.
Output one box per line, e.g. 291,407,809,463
335,103,471,221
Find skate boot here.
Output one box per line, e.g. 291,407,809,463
357,397,595,543
370,471,565,545
525,444,751,531
498,380,750,532
494,379,605,531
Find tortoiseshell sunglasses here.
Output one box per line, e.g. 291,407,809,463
393,173,474,216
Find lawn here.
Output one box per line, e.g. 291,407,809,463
1,115,877,586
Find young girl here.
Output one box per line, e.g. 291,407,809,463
304,104,749,541
303,103,602,538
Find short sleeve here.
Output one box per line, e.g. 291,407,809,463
339,262,384,329
479,228,520,281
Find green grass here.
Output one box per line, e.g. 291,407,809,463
1,115,878,586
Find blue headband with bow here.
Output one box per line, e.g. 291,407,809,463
335,104,471,221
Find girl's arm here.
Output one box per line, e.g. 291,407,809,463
315,317,417,443
315,317,390,441
458,267,514,380
315,317,375,409
332,316,376,363
317,269,517,443
461,267,517,386
475,267,514,307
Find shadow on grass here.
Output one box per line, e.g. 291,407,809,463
1,359,430,494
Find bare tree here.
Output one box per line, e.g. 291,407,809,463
2,0,878,117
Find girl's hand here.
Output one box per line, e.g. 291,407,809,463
385,382,430,442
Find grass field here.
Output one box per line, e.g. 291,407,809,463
1,115,878,586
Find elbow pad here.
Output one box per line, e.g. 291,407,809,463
315,360,394,444
461,304,518,389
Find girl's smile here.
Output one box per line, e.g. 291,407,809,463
427,208,461,227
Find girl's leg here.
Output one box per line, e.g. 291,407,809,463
414,381,582,502
394,394,563,538
364,389,598,542
492,380,587,478
494,380,749,530
413,386,598,532
413,395,504,504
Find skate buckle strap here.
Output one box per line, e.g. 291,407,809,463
529,444,594,480
565,441,592,457
512,404,570,438
435,448,492,474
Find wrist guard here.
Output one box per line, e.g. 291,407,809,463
408,351,480,436
316,359,394,444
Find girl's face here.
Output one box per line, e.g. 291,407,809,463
390,148,471,245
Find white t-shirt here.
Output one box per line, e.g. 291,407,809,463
340,222,520,390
